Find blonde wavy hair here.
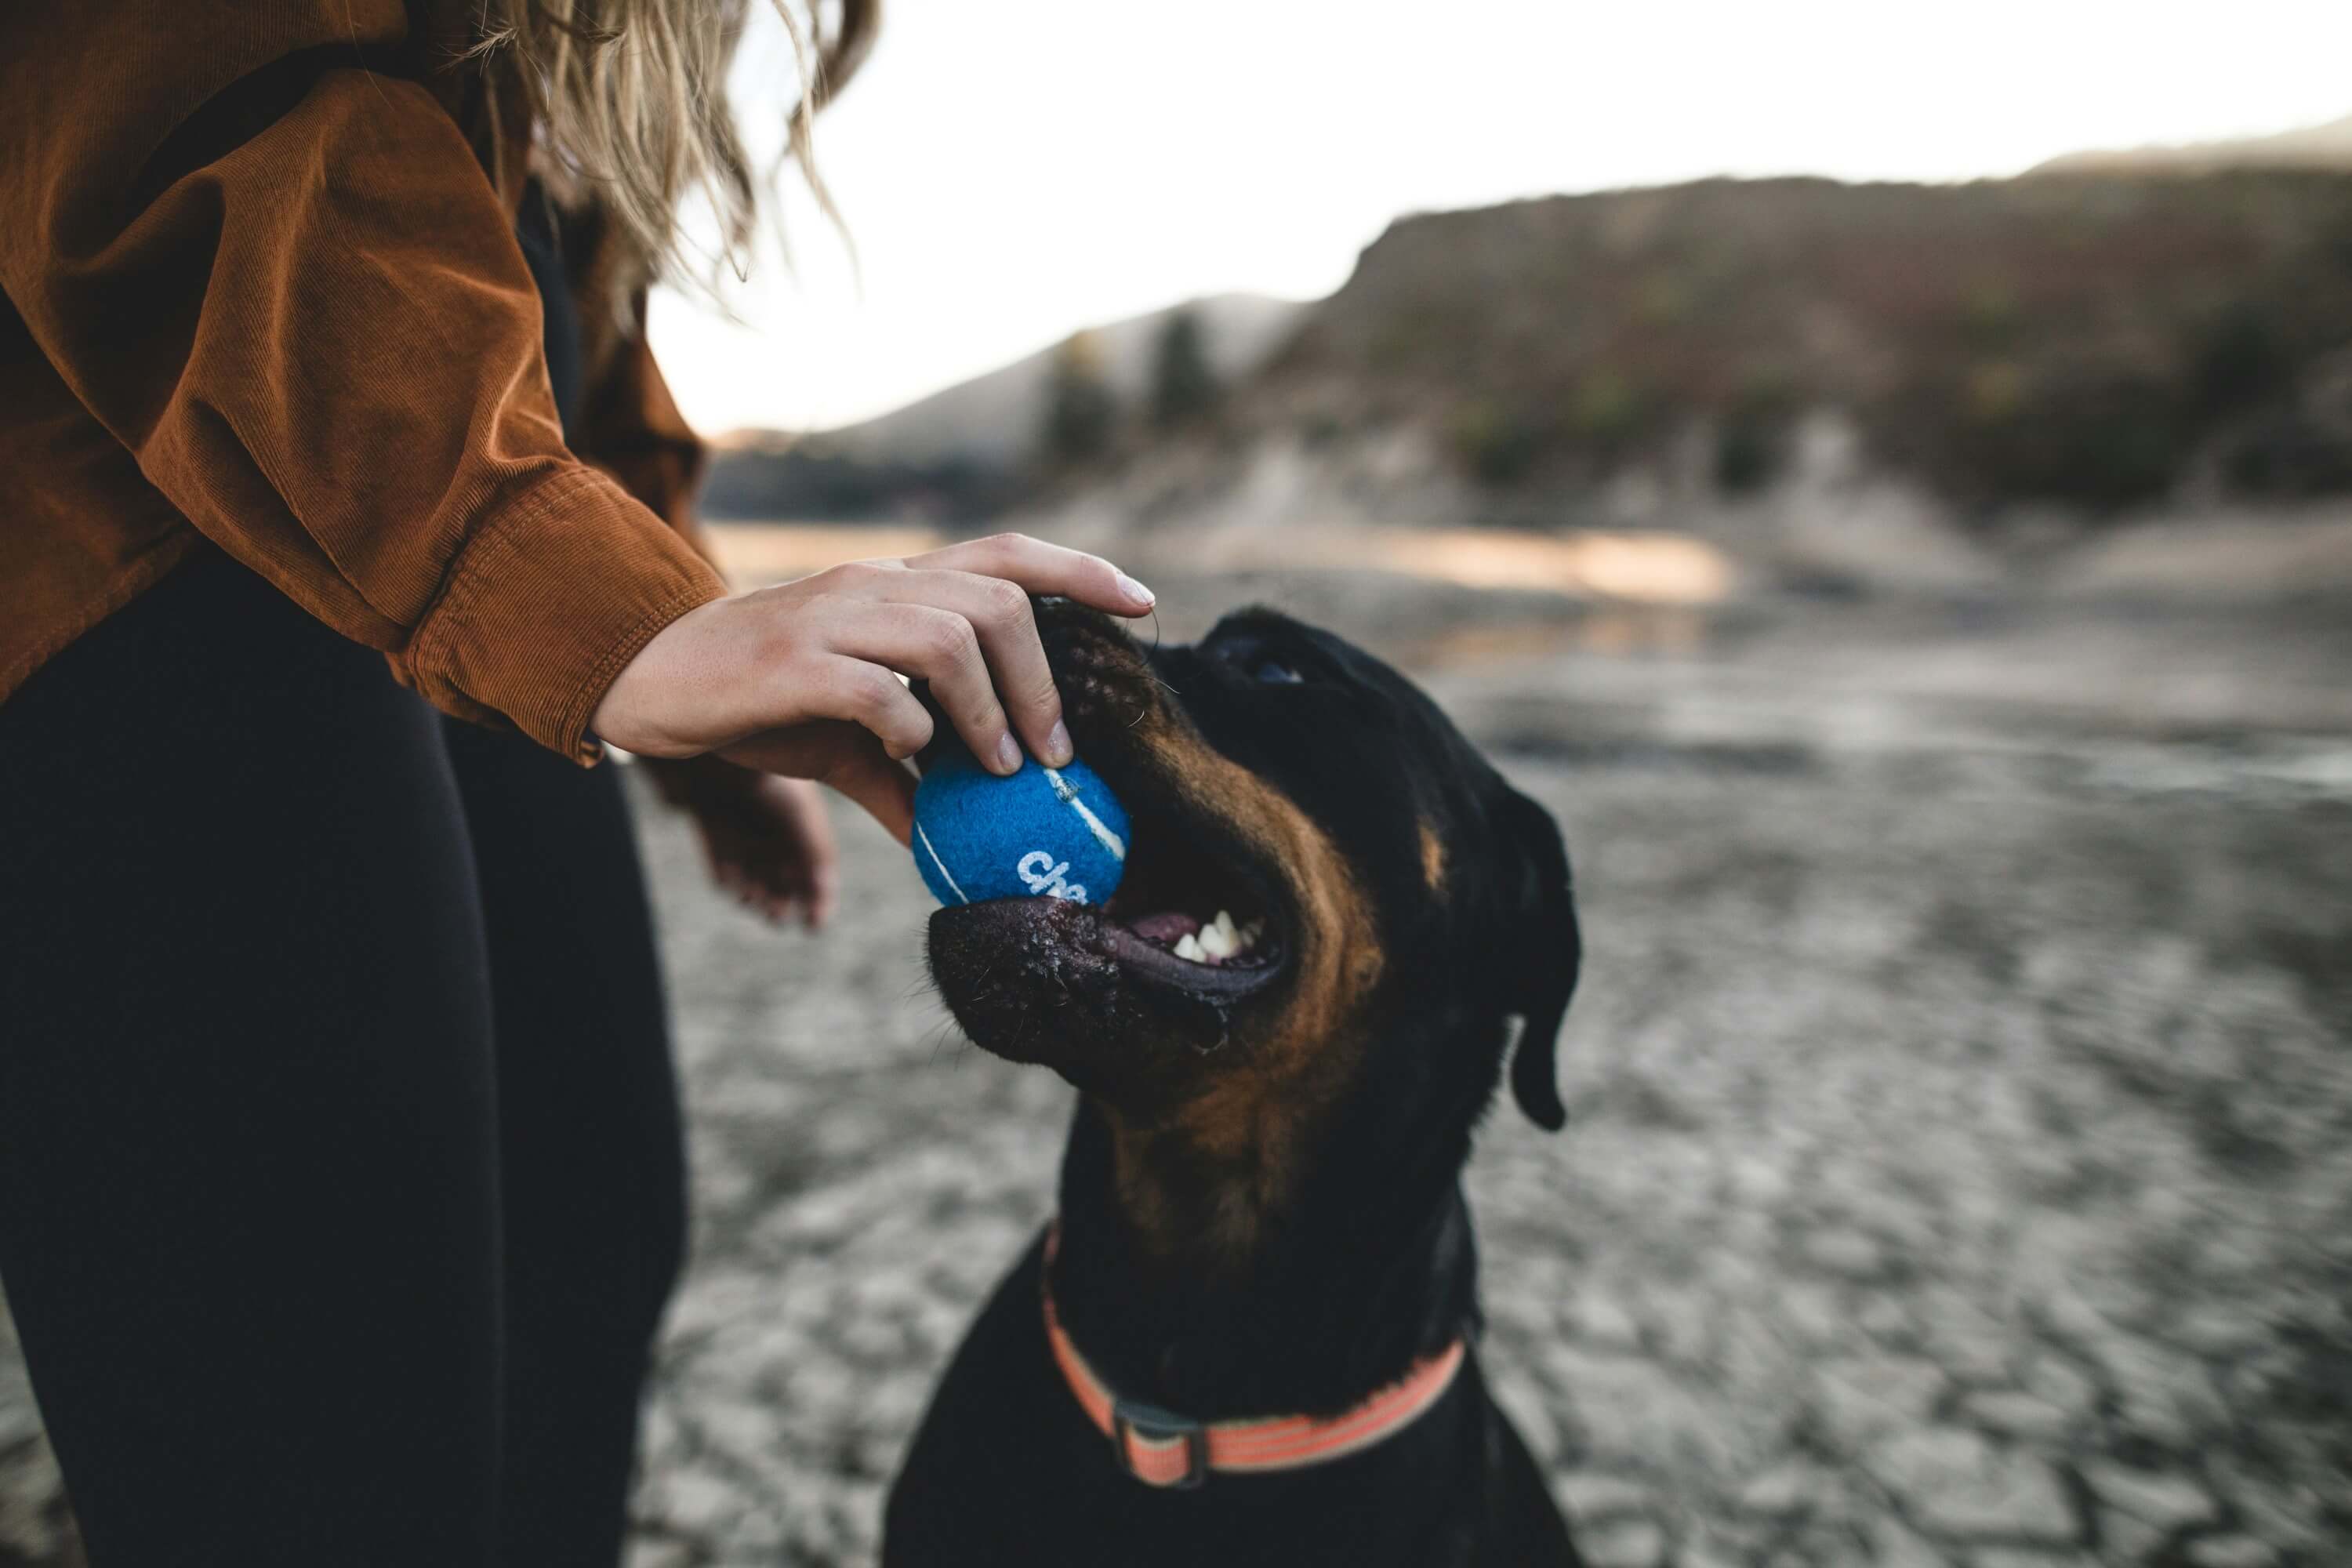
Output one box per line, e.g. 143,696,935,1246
476,0,879,296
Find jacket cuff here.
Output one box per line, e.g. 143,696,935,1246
401,465,728,764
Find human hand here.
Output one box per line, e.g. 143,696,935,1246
591,534,1154,841
646,757,839,927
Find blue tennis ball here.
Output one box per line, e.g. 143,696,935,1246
910,742,1131,908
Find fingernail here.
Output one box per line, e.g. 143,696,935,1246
1115,571,1155,608
1044,720,1074,768
995,731,1023,775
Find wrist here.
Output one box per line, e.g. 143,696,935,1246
401,466,726,766
587,595,729,760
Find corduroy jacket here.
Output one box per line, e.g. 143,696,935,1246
0,2,732,764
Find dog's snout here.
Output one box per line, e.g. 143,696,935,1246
1033,596,1130,661
1033,597,1155,735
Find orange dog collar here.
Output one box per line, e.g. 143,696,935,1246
1040,1226,1468,1490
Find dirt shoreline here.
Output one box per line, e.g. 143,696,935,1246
4,564,2347,1568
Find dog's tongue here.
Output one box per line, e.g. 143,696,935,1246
1127,911,1201,944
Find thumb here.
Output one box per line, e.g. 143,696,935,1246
722,721,916,845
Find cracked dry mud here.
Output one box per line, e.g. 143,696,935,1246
4,601,2349,1568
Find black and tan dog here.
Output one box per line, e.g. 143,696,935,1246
884,601,1583,1567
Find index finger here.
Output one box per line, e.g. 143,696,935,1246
902,533,1154,618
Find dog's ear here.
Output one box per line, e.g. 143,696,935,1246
1497,786,1579,1131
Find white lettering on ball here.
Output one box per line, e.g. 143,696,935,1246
1016,849,1087,902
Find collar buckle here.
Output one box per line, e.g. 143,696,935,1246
1109,1395,1210,1490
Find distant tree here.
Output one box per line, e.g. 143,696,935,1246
1042,330,1118,466
1149,307,1220,429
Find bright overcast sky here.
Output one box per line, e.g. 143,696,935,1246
648,0,2352,436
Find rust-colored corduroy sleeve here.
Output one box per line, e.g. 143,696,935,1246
0,3,726,763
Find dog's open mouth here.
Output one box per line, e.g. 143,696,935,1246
920,609,1295,1051
922,774,1293,1029
1097,793,1287,1000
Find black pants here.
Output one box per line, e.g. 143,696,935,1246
0,550,688,1566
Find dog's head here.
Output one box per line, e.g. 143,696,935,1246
925,601,1578,1230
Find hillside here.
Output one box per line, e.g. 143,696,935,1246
2032,113,2352,176
700,293,1301,520
706,165,2352,552
820,292,1300,468
1251,172,2352,512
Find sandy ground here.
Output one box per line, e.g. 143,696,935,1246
4,572,2350,1568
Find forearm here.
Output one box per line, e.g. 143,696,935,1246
0,8,724,760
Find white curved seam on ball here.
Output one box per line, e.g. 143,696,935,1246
1043,768,1127,862
915,822,971,904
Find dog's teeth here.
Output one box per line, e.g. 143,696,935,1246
1197,914,1238,960
1165,911,1260,965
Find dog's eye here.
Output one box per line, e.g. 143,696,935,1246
1252,659,1305,685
